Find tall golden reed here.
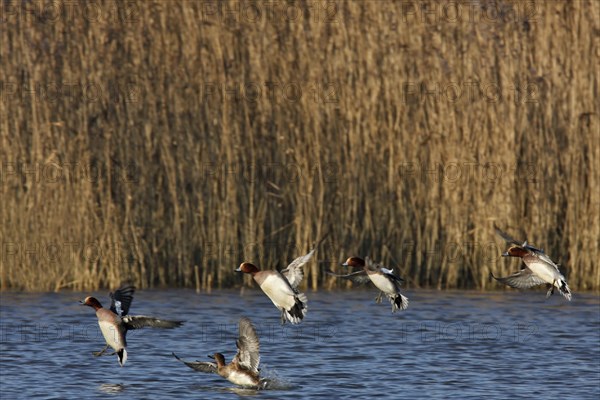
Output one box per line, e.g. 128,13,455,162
0,0,598,292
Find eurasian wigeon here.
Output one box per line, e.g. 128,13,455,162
492,225,572,300
328,256,409,312
236,233,328,324
80,283,184,366
173,317,266,388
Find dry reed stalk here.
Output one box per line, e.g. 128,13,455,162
0,0,597,292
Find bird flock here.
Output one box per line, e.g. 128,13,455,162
80,226,572,388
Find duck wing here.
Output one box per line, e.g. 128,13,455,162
379,267,405,283
495,225,545,253
172,352,217,374
281,232,329,289
233,317,260,373
523,242,545,253
109,284,135,317
528,252,561,272
280,254,307,290
123,315,184,330
494,224,524,247
367,258,404,282
491,268,547,289
326,269,371,284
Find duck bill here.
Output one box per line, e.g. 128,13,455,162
340,262,349,267
235,267,242,272
207,354,215,359
501,252,510,257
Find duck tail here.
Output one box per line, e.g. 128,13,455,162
117,348,127,367
285,293,308,324
391,294,409,312
559,280,572,301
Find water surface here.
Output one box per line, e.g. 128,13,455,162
1,289,599,399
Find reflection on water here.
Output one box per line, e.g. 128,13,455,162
220,386,260,396
99,383,124,394
0,289,598,399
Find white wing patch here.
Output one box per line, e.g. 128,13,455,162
114,300,123,317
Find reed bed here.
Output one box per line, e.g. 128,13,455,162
1,0,598,292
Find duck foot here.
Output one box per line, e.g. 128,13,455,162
93,344,109,357
546,281,556,298
374,292,383,304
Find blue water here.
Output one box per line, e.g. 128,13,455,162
0,289,599,399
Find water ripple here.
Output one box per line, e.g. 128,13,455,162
0,289,598,399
